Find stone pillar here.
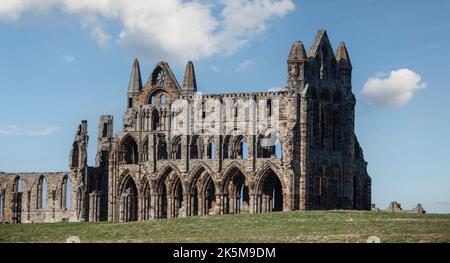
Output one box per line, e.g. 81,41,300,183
229,195,235,214
150,194,157,219
190,195,195,216
183,193,190,217
89,191,101,222
215,194,223,215
150,134,156,172
198,196,204,216
167,197,173,219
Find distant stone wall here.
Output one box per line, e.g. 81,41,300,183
371,202,426,214
0,172,79,223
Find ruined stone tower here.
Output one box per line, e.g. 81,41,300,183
0,30,371,223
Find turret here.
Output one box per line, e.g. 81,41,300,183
182,61,197,95
287,41,308,90
127,58,143,109
336,41,352,87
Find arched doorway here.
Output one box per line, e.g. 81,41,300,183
258,169,283,213
188,166,216,216
223,167,248,214
120,176,138,222
155,168,183,218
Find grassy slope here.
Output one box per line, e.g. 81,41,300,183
1,211,449,243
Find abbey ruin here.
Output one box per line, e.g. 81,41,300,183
0,30,371,223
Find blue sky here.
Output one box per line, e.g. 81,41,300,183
0,0,449,213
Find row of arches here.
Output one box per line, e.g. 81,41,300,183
120,133,282,165
118,165,284,222
8,176,72,222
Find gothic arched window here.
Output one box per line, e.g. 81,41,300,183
157,135,168,160
151,110,160,130
172,136,182,160
61,176,71,209
156,69,165,85
207,140,215,160
37,176,47,209
142,137,149,162
122,136,139,164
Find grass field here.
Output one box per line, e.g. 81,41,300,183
1,211,449,243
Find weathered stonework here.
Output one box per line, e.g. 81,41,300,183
0,30,371,223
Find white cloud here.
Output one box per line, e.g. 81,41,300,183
235,59,255,72
91,26,112,49
64,54,75,63
0,0,295,63
0,125,62,136
211,65,221,72
362,68,427,107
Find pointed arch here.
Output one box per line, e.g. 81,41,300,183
257,128,280,158
151,109,160,130
147,62,182,90
154,165,183,218
186,163,216,216
119,175,138,222
36,175,47,209
171,135,182,160
11,176,23,223
120,135,139,164
60,175,71,209
231,135,248,159
188,162,214,186
155,163,182,184
156,134,168,160
190,134,204,159
222,163,249,214
255,165,284,212
13,176,23,193
150,66,166,85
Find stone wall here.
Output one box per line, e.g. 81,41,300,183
0,172,78,223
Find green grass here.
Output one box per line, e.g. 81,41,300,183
1,211,450,243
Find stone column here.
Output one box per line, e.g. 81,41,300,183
229,195,235,214
150,194,157,219
89,191,101,222
183,193,190,217
167,197,173,218
198,196,204,216
215,194,223,215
